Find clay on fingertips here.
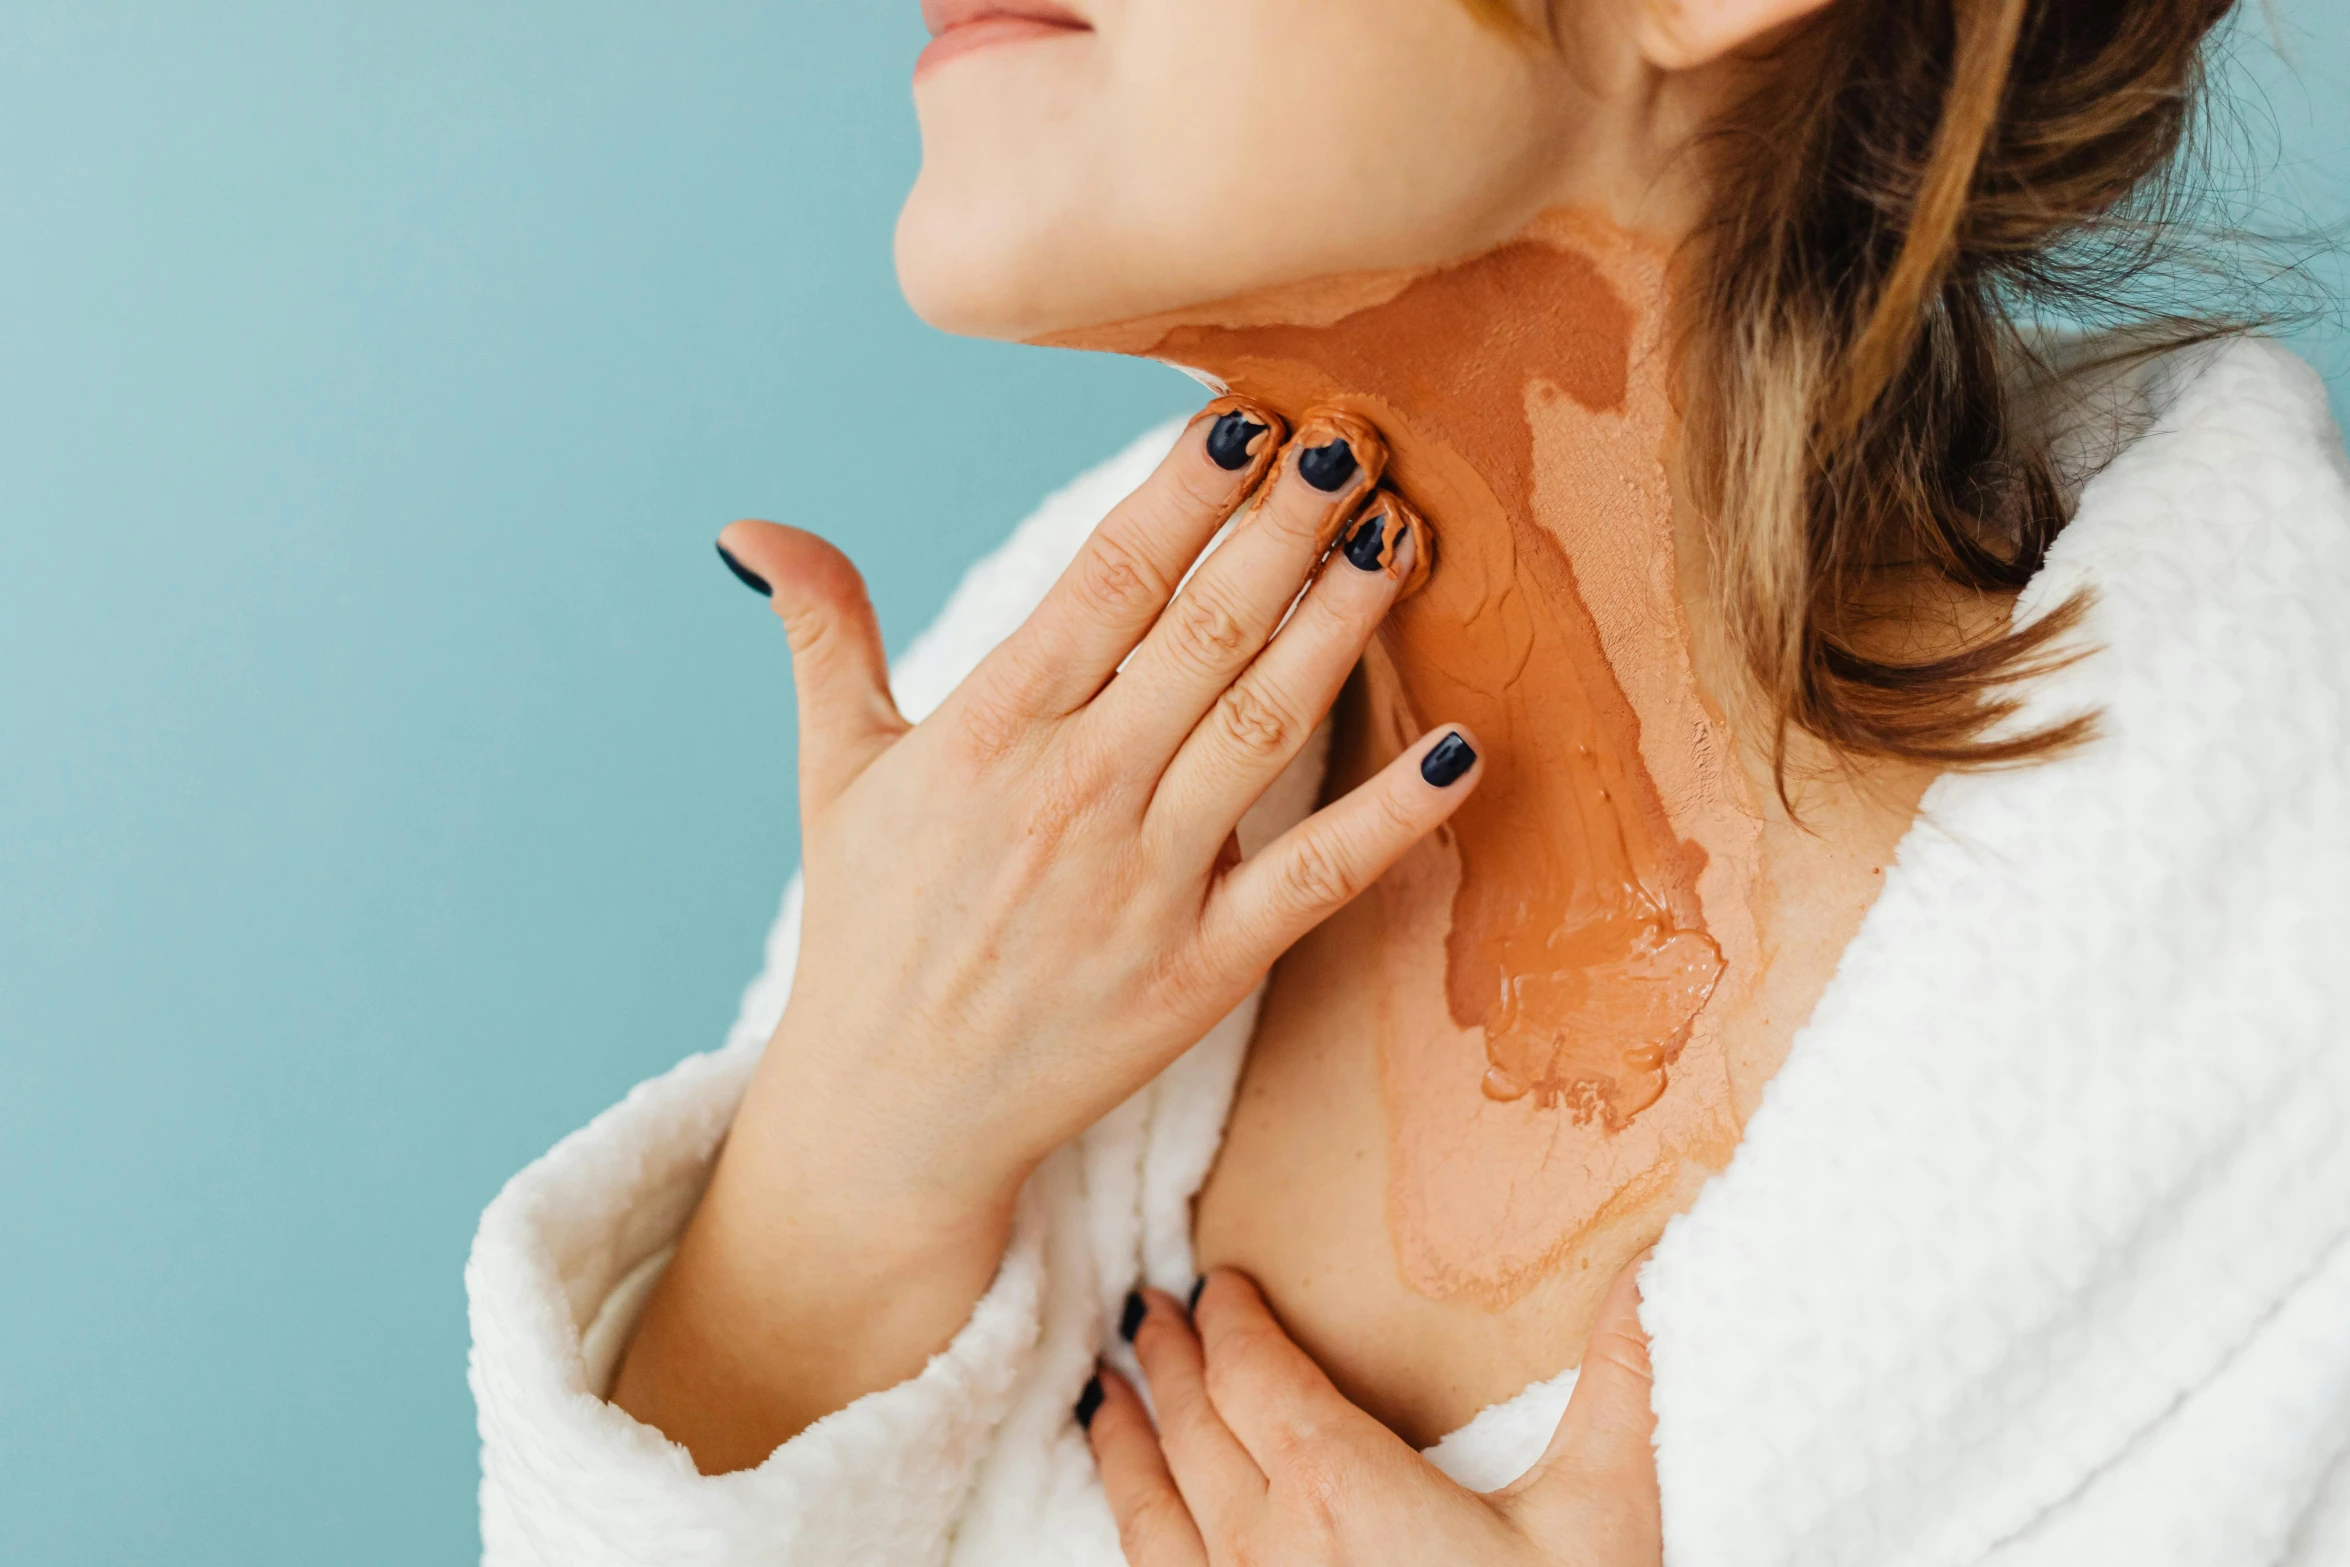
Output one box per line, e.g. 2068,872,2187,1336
1195,394,1284,479
1284,407,1387,504
1352,488,1432,599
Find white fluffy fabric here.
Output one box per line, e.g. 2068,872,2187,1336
468,338,2350,1565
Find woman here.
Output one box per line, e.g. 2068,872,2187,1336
466,0,2350,1562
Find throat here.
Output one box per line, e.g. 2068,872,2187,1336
1052,209,1766,1307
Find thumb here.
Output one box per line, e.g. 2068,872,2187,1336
716,521,909,812
1501,1247,1661,1550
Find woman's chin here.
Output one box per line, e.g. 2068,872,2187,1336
893,210,1136,346
896,274,1033,343
894,198,1049,343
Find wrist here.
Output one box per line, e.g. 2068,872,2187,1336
609,1092,1026,1471
731,1006,1041,1237
700,1119,1023,1300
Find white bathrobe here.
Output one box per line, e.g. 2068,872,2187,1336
467,337,2350,1567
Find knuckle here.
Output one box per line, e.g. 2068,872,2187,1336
1370,786,1425,842
1142,942,1222,1017
778,601,840,661
1021,767,1104,847
1274,1447,1352,1538
953,689,1032,770
1590,1324,1656,1387
1071,531,1169,623
998,631,1072,697
1056,732,1130,811
1209,682,1296,766
1274,833,1362,914
1166,587,1252,672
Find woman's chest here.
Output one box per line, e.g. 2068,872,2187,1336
1190,883,1720,1446
1191,766,1921,1449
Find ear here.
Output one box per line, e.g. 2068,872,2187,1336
1632,0,1836,70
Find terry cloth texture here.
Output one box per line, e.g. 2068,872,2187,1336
469,337,2350,1566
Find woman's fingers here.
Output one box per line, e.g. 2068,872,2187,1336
716,521,910,813
979,398,1284,717
1085,1369,1212,1567
1501,1249,1663,1553
1091,410,1387,762
1128,1289,1267,1533
1149,493,1427,848
1199,725,1482,979
1190,1270,1388,1472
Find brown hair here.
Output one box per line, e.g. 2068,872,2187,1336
1483,0,2248,779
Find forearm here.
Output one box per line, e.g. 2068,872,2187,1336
608,1061,1022,1474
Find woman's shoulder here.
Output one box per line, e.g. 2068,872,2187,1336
887,417,1188,723
2127,333,2346,495
2026,333,2350,721
1982,335,2350,876
1641,337,2350,1567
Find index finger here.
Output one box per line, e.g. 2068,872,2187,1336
1086,1369,1211,1567
1129,1287,1268,1531
977,398,1283,717
1192,1270,1388,1471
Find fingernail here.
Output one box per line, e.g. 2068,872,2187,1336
1343,512,1388,572
715,543,770,598
1206,409,1270,471
1119,1290,1146,1343
1075,1374,1105,1430
1297,437,1358,493
1422,732,1477,788
1186,1276,1207,1314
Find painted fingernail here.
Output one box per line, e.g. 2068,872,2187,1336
715,543,770,598
1206,409,1270,471
1075,1374,1105,1431
1297,437,1358,492
1119,1290,1146,1343
1343,513,1388,572
1186,1276,1207,1314
1422,732,1477,788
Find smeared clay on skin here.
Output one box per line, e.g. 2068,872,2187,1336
1048,210,1763,1308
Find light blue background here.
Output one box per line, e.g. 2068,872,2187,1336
0,4,2341,1561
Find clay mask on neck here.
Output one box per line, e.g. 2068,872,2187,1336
1047,209,1765,1306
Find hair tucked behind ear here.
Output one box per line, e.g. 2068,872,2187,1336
1678,0,2249,780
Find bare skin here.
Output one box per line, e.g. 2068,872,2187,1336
605,2,2012,1558
1197,651,1934,1447
1041,209,1946,1445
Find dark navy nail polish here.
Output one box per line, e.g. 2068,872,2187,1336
1186,1277,1207,1314
1422,732,1477,788
715,543,770,598
1343,513,1388,571
1297,438,1358,492
1119,1290,1146,1343
1206,410,1268,471
1075,1374,1105,1430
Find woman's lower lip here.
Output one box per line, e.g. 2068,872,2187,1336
914,15,1088,79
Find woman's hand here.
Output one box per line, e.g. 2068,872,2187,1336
612,401,1477,1471
1089,1257,1663,1567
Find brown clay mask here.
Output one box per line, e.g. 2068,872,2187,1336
1045,209,1764,1306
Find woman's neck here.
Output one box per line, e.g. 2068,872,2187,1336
1054,207,1766,1134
